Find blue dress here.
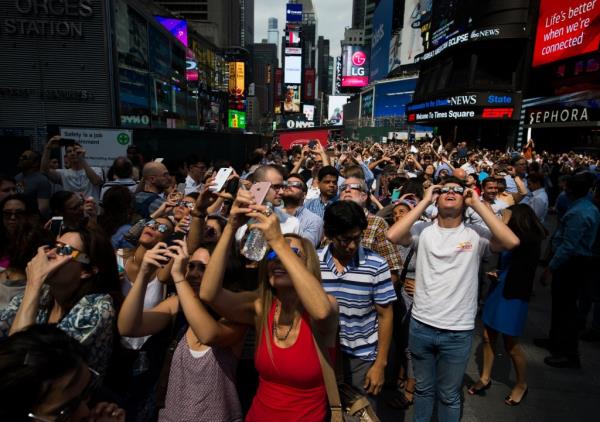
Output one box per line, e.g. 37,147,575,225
481,251,529,337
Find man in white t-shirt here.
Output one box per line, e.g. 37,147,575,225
42,136,104,201
386,177,519,422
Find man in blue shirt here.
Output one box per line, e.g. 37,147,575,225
304,166,339,218
280,173,323,247
540,173,600,368
319,201,396,414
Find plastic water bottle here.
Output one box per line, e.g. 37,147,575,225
241,203,272,261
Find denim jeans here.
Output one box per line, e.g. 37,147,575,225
409,318,473,422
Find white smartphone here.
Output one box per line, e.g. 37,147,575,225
210,167,234,192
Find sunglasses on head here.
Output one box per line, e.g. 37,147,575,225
339,183,365,193
28,367,99,422
439,186,465,195
266,247,302,262
54,242,90,264
145,219,170,233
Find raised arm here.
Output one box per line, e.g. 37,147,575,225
74,146,103,187
167,240,247,349
465,189,520,251
387,185,439,246
198,189,259,326
117,243,173,336
41,136,62,183
247,209,338,337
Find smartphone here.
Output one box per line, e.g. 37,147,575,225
58,138,76,147
210,167,234,192
50,216,63,237
249,181,271,205
391,189,401,201
165,231,185,247
223,177,240,196
308,140,317,149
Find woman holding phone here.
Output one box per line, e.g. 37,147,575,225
200,189,339,422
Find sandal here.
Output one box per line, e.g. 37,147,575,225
467,380,492,395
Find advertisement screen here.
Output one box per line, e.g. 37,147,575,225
533,0,600,67
361,90,374,119
341,46,370,88
429,0,475,48
395,0,430,68
283,85,301,113
303,104,315,121
228,110,246,129
370,0,393,81
186,48,198,82
328,95,349,125
155,16,188,47
373,78,417,117
304,68,316,100
286,3,303,22
286,29,301,45
284,55,302,84
228,62,245,95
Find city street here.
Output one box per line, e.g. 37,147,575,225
379,257,600,421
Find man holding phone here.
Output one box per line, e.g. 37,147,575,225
41,136,104,201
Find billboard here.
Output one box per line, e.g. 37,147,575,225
286,29,301,45
154,16,188,47
533,0,600,67
395,0,430,68
374,78,417,117
186,48,198,82
341,46,369,88
228,110,246,129
303,104,315,121
361,90,374,120
283,85,301,113
284,55,302,84
370,0,393,81
228,62,245,95
328,95,349,125
286,3,303,22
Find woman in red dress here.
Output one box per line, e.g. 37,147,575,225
200,189,338,422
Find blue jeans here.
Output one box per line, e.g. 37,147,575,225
409,318,473,422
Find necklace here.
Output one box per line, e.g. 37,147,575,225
273,302,296,341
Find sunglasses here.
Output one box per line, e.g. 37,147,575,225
3,209,26,218
28,367,99,422
339,183,365,193
266,247,302,262
270,183,285,191
284,181,305,190
145,219,170,233
176,200,195,210
54,242,90,264
439,186,465,195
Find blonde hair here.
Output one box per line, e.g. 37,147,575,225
256,234,322,365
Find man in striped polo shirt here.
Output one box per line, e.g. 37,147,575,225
320,201,396,412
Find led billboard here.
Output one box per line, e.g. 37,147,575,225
328,95,349,125
283,85,301,113
303,104,315,121
284,55,302,84
396,0,429,67
155,16,188,47
533,0,600,67
341,46,369,88
228,110,246,129
286,3,303,22
370,0,393,81
228,62,245,95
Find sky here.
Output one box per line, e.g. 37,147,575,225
254,0,352,58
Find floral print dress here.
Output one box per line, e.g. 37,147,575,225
0,287,116,376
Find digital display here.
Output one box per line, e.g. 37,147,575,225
533,0,600,67
154,16,188,47
284,55,302,84
228,110,246,129
286,4,303,22
341,45,369,88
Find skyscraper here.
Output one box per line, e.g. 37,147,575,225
351,0,377,47
267,18,279,50
240,0,254,47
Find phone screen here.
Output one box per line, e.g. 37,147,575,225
391,189,401,201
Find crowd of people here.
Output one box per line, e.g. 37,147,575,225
0,134,599,422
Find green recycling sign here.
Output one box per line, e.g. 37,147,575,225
117,132,130,145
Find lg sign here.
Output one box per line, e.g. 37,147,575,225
352,51,367,66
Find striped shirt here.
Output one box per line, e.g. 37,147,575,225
319,245,396,361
